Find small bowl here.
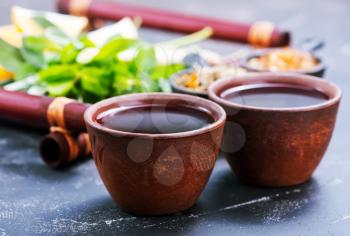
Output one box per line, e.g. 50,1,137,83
84,93,226,215
241,49,326,77
208,73,341,187
170,69,208,98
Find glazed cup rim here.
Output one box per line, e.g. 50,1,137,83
84,92,226,139
208,73,341,112
240,48,326,75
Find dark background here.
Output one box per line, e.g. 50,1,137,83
0,0,349,235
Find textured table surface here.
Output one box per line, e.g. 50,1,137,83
0,0,350,235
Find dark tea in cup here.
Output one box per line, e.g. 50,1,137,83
220,83,328,108
209,73,341,187
84,93,226,215
96,104,214,134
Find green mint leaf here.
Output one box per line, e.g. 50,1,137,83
39,64,77,83
151,64,185,80
93,36,137,61
14,64,37,80
47,80,75,97
20,47,45,69
23,35,62,52
44,27,70,46
60,43,79,64
76,35,95,48
140,75,158,92
32,16,58,29
133,44,156,75
0,39,32,78
113,75,141,95
79,67,112,97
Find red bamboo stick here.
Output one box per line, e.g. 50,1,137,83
40,131,91,168
57,0,290,47
0,89,88,133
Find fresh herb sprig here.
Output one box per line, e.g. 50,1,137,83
0,15,212,103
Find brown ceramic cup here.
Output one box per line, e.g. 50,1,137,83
208,73,341,187
84,93,226,215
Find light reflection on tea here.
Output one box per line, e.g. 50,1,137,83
97,104,213,134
